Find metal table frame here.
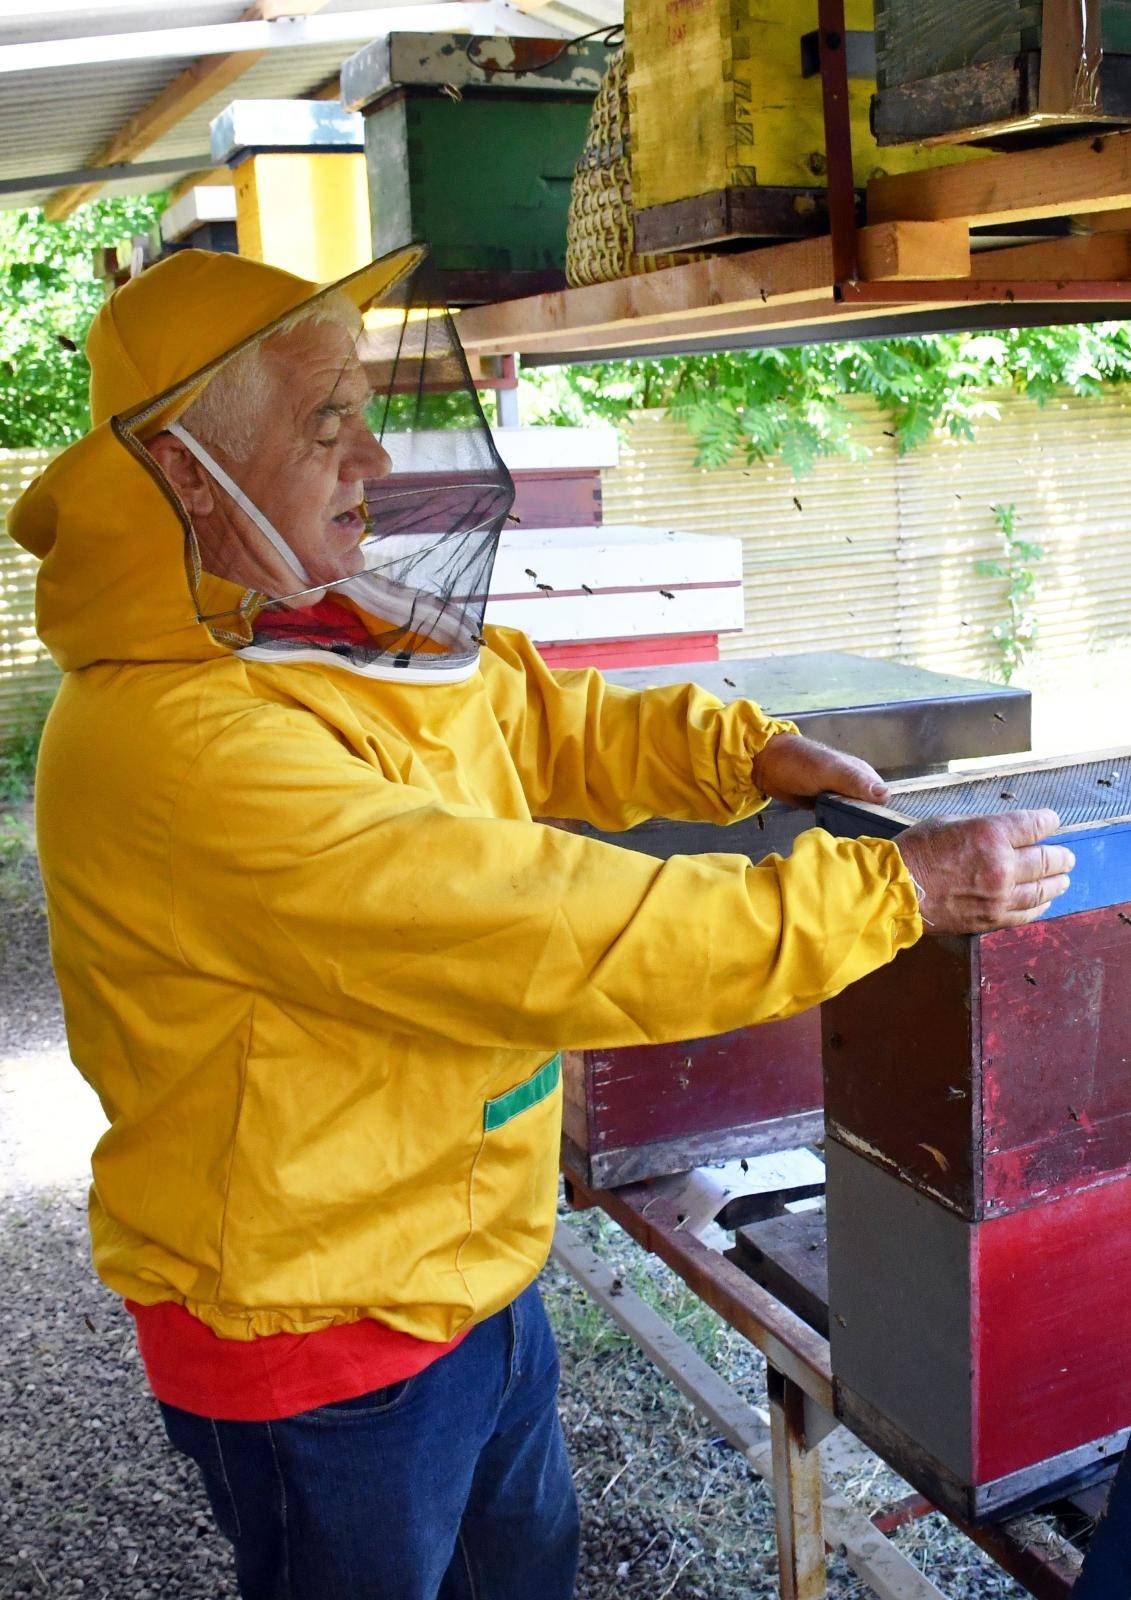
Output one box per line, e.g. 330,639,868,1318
559,1164,1086,1600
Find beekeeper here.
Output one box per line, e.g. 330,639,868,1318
8,244,1073,1600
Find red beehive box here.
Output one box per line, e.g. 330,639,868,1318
820,763,1131,1521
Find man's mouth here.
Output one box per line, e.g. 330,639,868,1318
331,507,366,537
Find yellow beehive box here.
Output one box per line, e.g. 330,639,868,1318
626,0,969,216
232,153,371,284
211,100,371,283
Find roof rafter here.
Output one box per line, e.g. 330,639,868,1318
43,0,331,222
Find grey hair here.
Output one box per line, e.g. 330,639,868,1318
179,290,362,462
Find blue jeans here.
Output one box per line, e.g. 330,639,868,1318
1074,1449,1131,1597
160,1283,579,1600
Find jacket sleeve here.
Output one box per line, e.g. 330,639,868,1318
478,625,800,830
168,704,922,1053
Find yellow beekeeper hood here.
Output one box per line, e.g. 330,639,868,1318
8,244,512,682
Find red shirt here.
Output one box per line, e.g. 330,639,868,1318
129,1301,465,1422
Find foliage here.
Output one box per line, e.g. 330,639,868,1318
520,323,1131,477
0,196,165,448
0,692,53,804
975,503,1045,684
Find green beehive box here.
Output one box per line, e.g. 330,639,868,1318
874,0,1131,147
340,33,603,303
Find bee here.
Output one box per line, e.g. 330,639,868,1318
581,583,594,595
524,567,538,580
536,582,554,594
792,496,803,512
440,82,463,101
659,589,674,600
723,677,736,688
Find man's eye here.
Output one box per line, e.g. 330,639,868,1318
314,434,339,450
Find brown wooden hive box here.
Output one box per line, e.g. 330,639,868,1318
559,654,1029,1188
819,766,1131,1522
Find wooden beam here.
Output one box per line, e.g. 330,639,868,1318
482,296,947,359
969,231,1131,279
458,221,970,355
869,128,1131,229
43,0,331,221
1074,206,1131,232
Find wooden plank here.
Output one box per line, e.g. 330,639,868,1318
1039,0,1104,117
563,1165,837,1410
869,127,1131,226
457,222,970,354
769,1368,827,1600
731,1209,830,1338
43,0,332,220
1077,203,1131,228
970,230,1131,277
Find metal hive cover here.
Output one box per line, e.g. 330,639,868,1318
889,757,1131,829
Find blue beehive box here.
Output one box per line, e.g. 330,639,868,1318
817,749,1131,920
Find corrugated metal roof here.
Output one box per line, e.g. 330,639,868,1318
0,0,617,211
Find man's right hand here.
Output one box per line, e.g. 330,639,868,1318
896,809,1075,935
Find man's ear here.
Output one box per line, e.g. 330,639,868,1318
146,432,215,516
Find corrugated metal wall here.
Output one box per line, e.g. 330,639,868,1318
602,392,1131,679
0,450,58,734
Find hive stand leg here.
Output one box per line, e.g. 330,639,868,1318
769,1366,828,1599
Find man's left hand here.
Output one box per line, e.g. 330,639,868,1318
752,732,889,811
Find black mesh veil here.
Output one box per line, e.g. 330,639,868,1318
120,247,515,684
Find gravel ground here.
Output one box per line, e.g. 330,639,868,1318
0,825,1041,1599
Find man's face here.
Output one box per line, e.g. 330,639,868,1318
153,315,393,602
241,318,392,589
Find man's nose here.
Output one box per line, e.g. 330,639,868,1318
342,420,391,481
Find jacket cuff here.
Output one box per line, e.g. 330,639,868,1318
862,836,925,951
740,715,801,804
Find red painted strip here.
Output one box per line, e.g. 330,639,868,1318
974,1170,1131,1480
536,634,720,670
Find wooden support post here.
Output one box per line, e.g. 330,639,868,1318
769,1366,827,1600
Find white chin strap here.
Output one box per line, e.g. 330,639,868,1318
167,422,313,589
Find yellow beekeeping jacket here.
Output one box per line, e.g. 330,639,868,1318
7,262,921,1344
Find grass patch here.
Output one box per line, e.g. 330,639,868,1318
0,693,52,805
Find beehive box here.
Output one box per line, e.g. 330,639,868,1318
625,0,970,252
874,0,1131,147
818,753,1131,1520
340,34,602,302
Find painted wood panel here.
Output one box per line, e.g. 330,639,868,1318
875,0,1131,91
823,900,1131,1218
974,1173,1131,1480
828,1137,1131,1513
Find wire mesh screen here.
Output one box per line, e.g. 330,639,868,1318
892,760,1131,828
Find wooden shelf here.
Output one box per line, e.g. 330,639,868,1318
457,129,1131,361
